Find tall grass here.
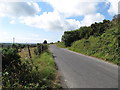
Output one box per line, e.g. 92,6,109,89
55,42,66,48
30,51,61,89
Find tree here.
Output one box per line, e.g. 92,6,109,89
43,40,47,44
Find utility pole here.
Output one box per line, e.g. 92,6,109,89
13,37,15,44
12,37,15,48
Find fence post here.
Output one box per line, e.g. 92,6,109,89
27,45,32,59
41,44,42,54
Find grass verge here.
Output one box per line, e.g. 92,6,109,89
55,42,66,48
31,51,61,89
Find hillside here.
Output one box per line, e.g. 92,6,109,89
60,15,120,65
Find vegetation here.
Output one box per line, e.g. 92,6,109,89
43,40,48,44
60,15,120,65
2,44,61,89
34,44,48,55
62,20,111,47
2,48,20,69
55,42,66,48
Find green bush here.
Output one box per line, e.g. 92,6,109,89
34,44,48,55
62,20,111,47
2,47,61,89
2,48,21,69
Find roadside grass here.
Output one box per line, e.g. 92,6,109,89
19,47,36,62
0,48,2,51
19,47,61,88
55,42,66,48
33,52,61,87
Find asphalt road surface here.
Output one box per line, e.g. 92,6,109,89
50,45,118,88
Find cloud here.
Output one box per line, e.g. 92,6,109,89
10,20,16,24
43,0,98,17
106,0,119,15
20,11,81,31
0,2,41,17
18,1,105,31
0,1,107,32
80,13,105,26
20,11,105,31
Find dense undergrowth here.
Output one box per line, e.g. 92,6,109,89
2,44,61,89
69,24,119,65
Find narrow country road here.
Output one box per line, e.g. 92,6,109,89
50,45,118,88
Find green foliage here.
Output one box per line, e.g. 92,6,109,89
43,40,47,44
69,22,120,65
34,44,48,55
33,52,56,82
2,46,61,89
62,19,111,47
62,30,80,46
56,42,66,48
2,48,20,69
61,16,119,65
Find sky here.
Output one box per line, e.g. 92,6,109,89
0,0,119,43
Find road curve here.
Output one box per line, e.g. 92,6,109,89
50,45,118,88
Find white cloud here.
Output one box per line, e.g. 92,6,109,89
20,11,105,31
80,13,105,26
43,0,98,17
10,20,16,24
20,11,81,31
106,0,119,15
18,1,105,31
0,2,41,17
0,1,108,32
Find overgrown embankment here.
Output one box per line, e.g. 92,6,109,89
69,24,119,65
55,42,66,48
58,15,120,65
2,44,61,89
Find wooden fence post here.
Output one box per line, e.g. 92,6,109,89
41,45,42,54
27,45,32,59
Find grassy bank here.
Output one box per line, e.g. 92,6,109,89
57,17,120,66
30,51,61,89
2,45,61,89
69,24,119,65
56,39,119,65
18,47,61,89
55,42,66,48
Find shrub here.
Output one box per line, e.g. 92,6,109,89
2,48,21,69
62,20,111,47
34,44,48,55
